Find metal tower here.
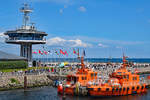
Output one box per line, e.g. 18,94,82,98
4,4,48,65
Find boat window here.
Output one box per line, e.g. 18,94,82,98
137,86,139,89
105,80,108,83
127,87,129,90
116,88,118,91
119,88,122,91
67,77,71,81
106,88,109,91
126,75,129,79
91,73,94,77
82,77,84,80
123,88,125,91
123,75,126,79
94,73,97,77
98,88,101,91
133,77,137,80
141,86,144,89
118,72,122,75
132,87,135,90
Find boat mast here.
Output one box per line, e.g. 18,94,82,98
77,50,85,69
81,56,85,69
122,53,129,68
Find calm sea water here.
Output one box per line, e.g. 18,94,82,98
0,86,149,100
34,58,150,63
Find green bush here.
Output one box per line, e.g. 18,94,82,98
10,78,20,84
0,61,27,69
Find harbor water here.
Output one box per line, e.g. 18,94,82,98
0,86,150,100
34,58,150,63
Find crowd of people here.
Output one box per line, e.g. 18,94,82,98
0,62,149,77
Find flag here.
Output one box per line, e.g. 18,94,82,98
55,50,59,55
48,50,50,53
43,51,48,55
39,50,44,55
39,50,42,54
77,48,79,57
65,51,68,56
83,50,86,56
47,50,51,54
60,49,65,55
73,48,76,54
32,51,37,54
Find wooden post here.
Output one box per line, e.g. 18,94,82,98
62,84,66,100
24,76,27,90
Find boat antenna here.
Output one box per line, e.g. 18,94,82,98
20,3,33,27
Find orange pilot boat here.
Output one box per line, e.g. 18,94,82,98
57,55,98,95
57,54,148,96
88,55,148,96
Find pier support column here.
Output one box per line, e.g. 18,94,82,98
20,43,32,62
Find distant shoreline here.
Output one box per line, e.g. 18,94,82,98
33,58,150,63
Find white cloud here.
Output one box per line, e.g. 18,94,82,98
69,39,92,47
33,0,73,4
64,5,68,8
46,37,92,47
78,6,86,12
0,32,7,42
59,9,63,14
47,37,66,46
0,32,5,37
98,43,109,48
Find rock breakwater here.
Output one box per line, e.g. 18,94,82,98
0,74,53,91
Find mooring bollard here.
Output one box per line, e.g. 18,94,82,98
24,76,27,90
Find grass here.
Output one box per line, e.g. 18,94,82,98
0,66,69,73
0,67,49,72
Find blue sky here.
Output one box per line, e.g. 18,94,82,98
0,0,150,58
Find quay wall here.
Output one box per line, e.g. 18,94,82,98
0,74,53,91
